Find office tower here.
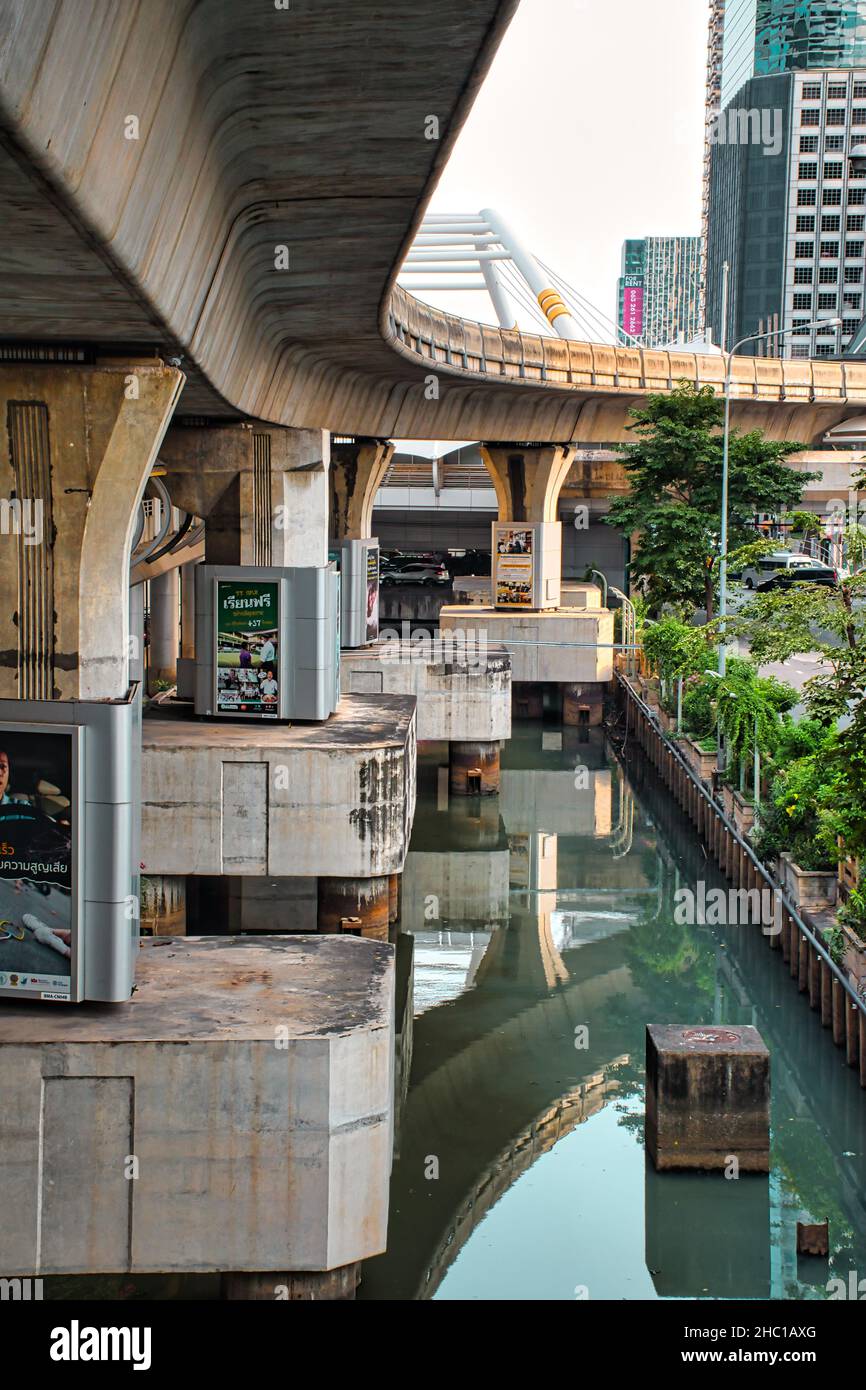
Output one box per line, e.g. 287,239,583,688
616,237,702,348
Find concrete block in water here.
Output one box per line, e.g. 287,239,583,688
646,1024,770,1172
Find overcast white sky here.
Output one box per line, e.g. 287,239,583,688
415,0,709,336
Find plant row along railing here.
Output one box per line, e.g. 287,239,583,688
618,671,866,1086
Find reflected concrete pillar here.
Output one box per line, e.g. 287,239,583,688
149,568,179,688
449,739,500,796
223,1264,360,1300
158,422,330,568
0,361,183,701
562,682,604,727
317,875,390,940
330,437,394,540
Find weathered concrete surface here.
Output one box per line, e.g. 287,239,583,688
0,935,393,1275
0,362,183,700
340,642,511,742
0,4,864,443
645,1024,771,1172
140,696,416,878
439,606,614,684
402,849,510,926
500,768,613,837
330,439,394,541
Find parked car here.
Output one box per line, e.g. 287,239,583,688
755,560,839,592
741,552,824,589
380,559,450,586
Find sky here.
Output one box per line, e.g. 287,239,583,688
413,0,709,337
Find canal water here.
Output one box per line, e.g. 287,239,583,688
360,720,866,1302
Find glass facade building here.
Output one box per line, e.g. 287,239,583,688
722,1,866,108
616,237,702,348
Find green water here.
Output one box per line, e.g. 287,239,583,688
360,722,866,1301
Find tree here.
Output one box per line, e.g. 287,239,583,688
605,382,814,618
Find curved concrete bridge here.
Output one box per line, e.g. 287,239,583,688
1,0,865,446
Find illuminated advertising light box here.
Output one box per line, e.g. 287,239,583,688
329,539,380,647
195,565,339,721
492,521,561,609
0,690,139,1004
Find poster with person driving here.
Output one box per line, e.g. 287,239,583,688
215,580,280,717
0,728,75,998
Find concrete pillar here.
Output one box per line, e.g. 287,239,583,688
449,739,501,795
646,1024,770,1172
317,875,390,940
480,444,575,524
330,437,395,540
180,561,199,660
512,683,544,719
0,361,183,701
388,872,400,924
562,682,604,727
148,568,179,688
140,875,186,936
158,423,330,568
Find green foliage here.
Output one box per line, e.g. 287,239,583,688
752,750,840,871
838,883,866,944
605,382,813,617
642,617,713,685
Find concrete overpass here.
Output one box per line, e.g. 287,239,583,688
2,0,866,447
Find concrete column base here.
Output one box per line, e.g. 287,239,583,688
512,683,544,719
562,683,604,727
140,875,187,936
646,1024,770,1172
318,875,390,940
388,873,401,924
222,1263,360,1300
449,739,500,795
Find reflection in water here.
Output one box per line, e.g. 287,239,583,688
360,722,866,1302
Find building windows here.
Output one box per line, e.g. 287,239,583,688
818,292,838,308
799,161,818,179
854,107,866,125
797,188,817,205
824,188,843,205
802,109,821,126
802,83,822,100
800,135,819,153
796,215,816,232
822,215,841,231
844,318,861,335
829,84,849,100
793,292,813,310
821,241,840,257
791,344,811,358
855,83,866,99
850,189,866,204
844,292,862,309
824,161,845,179
848,214,866,231
815,344,836,355
819,266,838,283
792,318,812,335
845,266,864,283
825,134,846,151
794,266,813,284
827,109,847,127
847,239,865,257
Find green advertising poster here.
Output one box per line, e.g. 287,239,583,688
215,580,280,717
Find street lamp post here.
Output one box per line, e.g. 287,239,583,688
717,316,843,680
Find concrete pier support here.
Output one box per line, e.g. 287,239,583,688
149,568,179,688
330,437,394,540
388,873,401,924
180,561,199,660
512,683,545,719
646,1024,770,1172
449,739,501,796
0,361,183,701
318,876,390,940
562,681,604,727
158,422,330,568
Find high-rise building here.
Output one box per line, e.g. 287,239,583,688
616,237,702,348
701,1,727,327
705,1,866,356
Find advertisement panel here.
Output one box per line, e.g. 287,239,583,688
365,544,380,642
494,526,534,607
215,579,280,717
0,726,78,999
622,275,644,338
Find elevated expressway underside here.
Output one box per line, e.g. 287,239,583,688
1,0,865,445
